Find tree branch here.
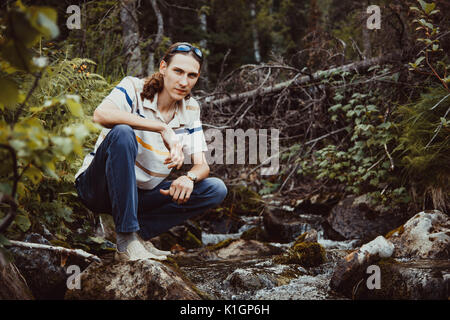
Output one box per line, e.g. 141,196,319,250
6,240,102,263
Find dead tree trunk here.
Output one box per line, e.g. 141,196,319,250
147,0,164,76
120,0,143,77
250,2,261,63
203,51,401,106
199,10,209,88
362,1,372,59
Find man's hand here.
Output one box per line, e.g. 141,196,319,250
160,126,184,170
159,176,193,204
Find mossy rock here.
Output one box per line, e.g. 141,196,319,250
294,232,307,244
273,242,326,268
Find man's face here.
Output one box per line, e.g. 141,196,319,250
160,54,200,101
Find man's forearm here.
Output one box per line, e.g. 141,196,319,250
188,163,210,182
93,100,167,133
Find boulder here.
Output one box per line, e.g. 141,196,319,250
215,239,283,260
327,194,406,241
354,259,450,300
387,210,449,259
9,233,91,299
263,207,324,243
224,268,278,292
65,259,202,300
329,236,394,296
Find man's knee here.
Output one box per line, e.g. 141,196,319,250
108,124,137,150
205,177,228,205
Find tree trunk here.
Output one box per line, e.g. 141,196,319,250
199,10,209,88
203,51,401,106
250,2,261,63
147,0,164,76
120,0,143,76
362,1,372,59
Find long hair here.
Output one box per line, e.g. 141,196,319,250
141,42,203,103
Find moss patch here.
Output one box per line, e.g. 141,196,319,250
221,185,263,215
183,231,202,249
273,242,326,268
206,238,235,251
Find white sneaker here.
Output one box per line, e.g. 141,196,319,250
139,238,171,257
114,238,166,262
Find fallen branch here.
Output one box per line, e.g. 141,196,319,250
7,240,102,263
203,52,402,106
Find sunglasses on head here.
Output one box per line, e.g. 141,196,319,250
170,43,203,61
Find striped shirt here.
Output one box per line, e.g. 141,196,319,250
75,76,208,190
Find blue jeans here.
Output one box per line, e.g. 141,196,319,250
75,124,228,240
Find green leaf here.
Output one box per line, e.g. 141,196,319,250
418,0,427,12
0,40,35,72
423,2,436,15
414,56,425,66
15,213,31,232
65,95,83,117
9,10,41,47
23,165,43,185
0,78,19,110
329,104,342,112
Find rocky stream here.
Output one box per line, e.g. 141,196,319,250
2,193,449,300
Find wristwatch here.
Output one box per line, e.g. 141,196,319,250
186,171,197,183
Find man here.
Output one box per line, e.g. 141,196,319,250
75,43,227,261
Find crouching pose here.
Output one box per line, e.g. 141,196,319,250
75,43,227,261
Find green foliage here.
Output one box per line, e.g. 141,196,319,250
409,0,449,90
0,2,108,255
395,86,449,211
295,67,409,206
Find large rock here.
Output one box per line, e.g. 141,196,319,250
354,259,450,300
224,268,278,293
215,239,283,260
65,259,202,300
263,207,324,243
387,210,450,259
329,236,394,296
327,194,406,241
9,233,91,299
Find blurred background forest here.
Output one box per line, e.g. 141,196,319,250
0,0,449,257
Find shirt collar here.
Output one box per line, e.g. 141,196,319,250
142,92,189,127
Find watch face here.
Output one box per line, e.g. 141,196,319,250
188,172,197,181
